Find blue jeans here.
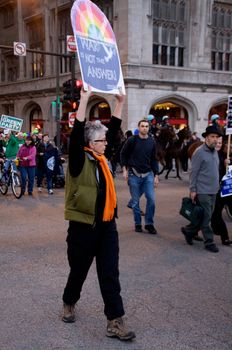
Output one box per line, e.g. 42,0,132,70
4,158,17,173
37,167,53,191
20,166,35,193
128,170,155,226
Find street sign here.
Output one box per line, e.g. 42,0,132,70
71,0,125,95
13,42,26,56
68,112,76,128
0,115,23,132
67,35,77,53
226,95,232,135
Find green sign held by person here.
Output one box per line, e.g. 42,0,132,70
0,115,23,132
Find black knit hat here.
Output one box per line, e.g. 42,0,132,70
202,125,223,138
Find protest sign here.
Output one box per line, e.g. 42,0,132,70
226,95,232,135
71,0,125,95
0,115,23,132
221,166,232,198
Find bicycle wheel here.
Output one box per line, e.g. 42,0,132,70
0,173,8,195
11,173,23,199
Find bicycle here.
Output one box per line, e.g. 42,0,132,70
0,159,23,199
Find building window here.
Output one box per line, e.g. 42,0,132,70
58,9,73,74
152,0,186,67
27,18,45,78
211,4,232,71
6,55,18,82
1,6,14,28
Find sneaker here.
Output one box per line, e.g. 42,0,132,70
205,244,219,253
106,317,136,341
38,187,42,192
62,303,76,323
48,189,53,195
135,225,143,232
144,225,157,234
181,227,193,245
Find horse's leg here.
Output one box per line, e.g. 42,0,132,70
165,158,172,179
175,158,182,180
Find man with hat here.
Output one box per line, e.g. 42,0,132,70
181,125,223,253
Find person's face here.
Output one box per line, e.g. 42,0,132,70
25,139,32,146
89,133,107,155
43,135,49,143
215,137,223,151
205,134,219,149
138,122,149,136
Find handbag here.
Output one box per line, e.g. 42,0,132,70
179,197,204,226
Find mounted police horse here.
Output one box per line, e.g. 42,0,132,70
156,127,191,180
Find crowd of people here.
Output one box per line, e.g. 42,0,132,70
59,88,232,343
1,93,231,342
0,128,64,195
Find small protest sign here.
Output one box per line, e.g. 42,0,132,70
0,115,23,132
221,166,232,197
226,96,232,135
71,0,125,95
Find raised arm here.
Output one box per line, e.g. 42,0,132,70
75,87,92,122
112,93,125,120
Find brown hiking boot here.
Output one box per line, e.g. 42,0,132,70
106,317,136,341
62,303,76,323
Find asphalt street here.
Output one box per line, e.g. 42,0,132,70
0,171,232,350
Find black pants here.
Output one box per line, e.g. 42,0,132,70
211,192,229,242
62,220,125,321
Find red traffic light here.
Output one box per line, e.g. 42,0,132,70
75,80,83,88
72,102,77,110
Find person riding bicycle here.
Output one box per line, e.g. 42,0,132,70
2,129,22,173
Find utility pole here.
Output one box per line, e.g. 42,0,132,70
55,0,61,150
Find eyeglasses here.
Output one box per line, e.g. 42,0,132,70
93,139,107,143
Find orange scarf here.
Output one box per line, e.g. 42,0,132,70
84,147,117,221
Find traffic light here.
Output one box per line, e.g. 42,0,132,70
63,79,72,101
73,80,83,102
62,79,83,104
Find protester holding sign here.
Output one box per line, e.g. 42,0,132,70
62,88,135,341
211,136,232,245
2,130,21,172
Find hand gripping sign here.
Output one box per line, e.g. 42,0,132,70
71,0,125,95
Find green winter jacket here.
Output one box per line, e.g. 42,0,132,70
64,153,98,225
4,134,20,158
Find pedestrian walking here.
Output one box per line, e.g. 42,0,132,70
120,119,159,234
181,125,223,253
36,134,58,194
17,135,36,195
62,88,135,342
211,136,232,245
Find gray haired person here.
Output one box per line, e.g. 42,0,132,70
181,125,223,253
62,88,135,341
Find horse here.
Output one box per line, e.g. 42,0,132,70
156,127,191,179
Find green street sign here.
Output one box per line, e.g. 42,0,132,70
0,115,23,132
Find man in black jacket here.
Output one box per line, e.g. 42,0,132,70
120,119,159,233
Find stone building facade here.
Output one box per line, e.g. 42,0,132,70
0,0,232,145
